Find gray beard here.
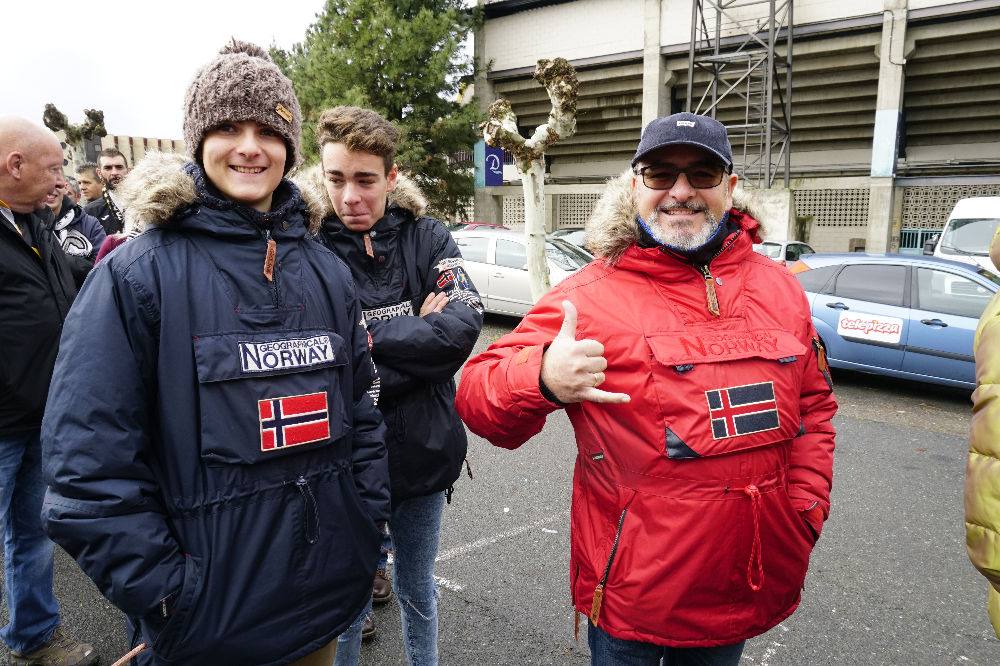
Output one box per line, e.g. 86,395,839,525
646,209,722,250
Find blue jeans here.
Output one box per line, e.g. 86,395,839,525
336,491,444,666
588,623,745,666
0,430,60,653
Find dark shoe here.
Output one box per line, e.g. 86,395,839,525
361,614,377,643
10,627,99,666
372,568,393,606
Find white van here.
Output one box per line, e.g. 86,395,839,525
927,197,1000,275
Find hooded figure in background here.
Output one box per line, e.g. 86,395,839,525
965,226,1000,639
41,40,388,666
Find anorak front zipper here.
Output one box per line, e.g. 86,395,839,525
589,493,636,626
690,228,742,318
294,476,319,545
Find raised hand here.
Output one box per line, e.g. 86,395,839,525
539,300,631,405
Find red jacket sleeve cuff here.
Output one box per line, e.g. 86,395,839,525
503,344,562,414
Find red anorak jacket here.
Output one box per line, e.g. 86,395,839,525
456,173,837,647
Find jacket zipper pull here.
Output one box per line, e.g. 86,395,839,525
812,336,833,389
812,337,829,374
589,583,605,625
363,232,374,258
263,229,277,283
699,265,720,317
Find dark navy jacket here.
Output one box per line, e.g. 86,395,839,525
310,173,483,504
41,155,389,665
49,195,107,286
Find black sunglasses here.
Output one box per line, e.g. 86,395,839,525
634,163,730,190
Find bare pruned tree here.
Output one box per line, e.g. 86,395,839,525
482,58,578,301
42,104,107,146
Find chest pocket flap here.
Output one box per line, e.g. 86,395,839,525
193,329,349,464
647,328,806,367
645,328,807,459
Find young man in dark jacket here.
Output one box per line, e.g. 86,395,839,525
83,148,129,235
308,106,483,666
0,116,96,666
41,43,388,665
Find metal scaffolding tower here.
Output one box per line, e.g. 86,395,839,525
686,0,793,189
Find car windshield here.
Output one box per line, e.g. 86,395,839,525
939,218,1000,256
754,243,782,259
546,239,590,270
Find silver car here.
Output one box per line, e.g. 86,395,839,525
753,240,815,265
451,229,592,316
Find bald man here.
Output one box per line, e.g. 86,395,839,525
0,117,97,666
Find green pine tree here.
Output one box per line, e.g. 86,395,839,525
274,0,482,220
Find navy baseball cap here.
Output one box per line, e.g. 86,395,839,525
631,112,733,170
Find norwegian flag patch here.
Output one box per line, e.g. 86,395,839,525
706,381,780,440
259,391,330,451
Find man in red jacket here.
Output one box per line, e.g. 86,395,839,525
456,112,836,665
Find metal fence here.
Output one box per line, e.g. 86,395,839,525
898,228,940,254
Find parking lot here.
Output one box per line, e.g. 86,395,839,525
2,315,995,665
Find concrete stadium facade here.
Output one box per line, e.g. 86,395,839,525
474,0,1000,253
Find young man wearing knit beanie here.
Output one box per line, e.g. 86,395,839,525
41,40,389,666
306,106,484,666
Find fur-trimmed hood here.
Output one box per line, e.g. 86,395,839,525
117,151,327,235
292,163,429,221
584,169,768,265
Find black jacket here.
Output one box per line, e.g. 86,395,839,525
0,209,76,435
42,155,389,665
84,188,125,235
310,173,484,504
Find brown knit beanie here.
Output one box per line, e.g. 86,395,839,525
183,39,302,174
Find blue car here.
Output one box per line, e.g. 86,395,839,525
789,253,1000,389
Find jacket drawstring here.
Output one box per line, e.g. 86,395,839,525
743,484,764,592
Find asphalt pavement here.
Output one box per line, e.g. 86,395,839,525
2,314,996,665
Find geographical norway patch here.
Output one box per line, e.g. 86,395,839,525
706,381,780,440
436,257,465,271
436,265,483,314
239,335,335,374
436,267,472,291
362,300,414,321
259,391,330,451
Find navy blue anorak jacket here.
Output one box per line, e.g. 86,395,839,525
41,154,389,665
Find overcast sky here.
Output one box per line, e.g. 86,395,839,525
6,1,326,139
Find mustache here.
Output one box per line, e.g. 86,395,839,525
656,202,709,213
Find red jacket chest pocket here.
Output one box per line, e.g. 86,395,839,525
644,328,806,458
